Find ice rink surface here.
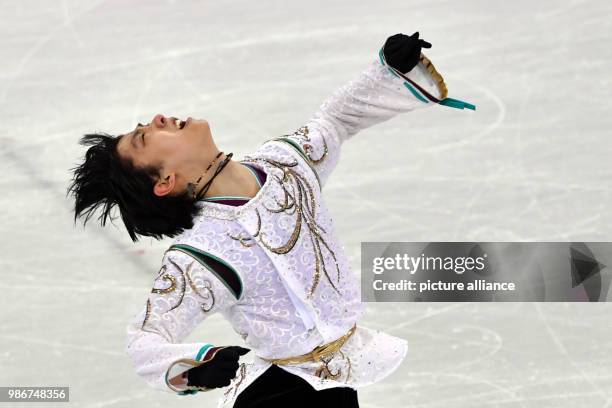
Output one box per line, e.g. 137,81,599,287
1,0,611,407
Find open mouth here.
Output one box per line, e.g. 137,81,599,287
171,117,190,130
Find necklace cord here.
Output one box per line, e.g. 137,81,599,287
194,152,234,201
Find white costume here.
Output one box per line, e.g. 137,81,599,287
125,47,473,408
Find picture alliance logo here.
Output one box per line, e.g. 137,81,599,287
371,252,489,275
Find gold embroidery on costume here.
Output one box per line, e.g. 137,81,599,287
239,157,341,297
151,265,177,295
233,363,247,396
295,126,328,164
140,301,166,338
259,179,302,255
142,263,185,335
420,54,448,99
315,354,341,380
223,363,247,399
141,299,152,330
142,258,217,334
338,349,352,382
264,183,296,214
166,259,187,312
315,349,352,382
228,210,261,247
184,262,215,312
229,234,256,247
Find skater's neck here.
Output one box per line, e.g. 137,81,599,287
198,159,261,199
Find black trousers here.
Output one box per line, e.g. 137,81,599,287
233,364,359,408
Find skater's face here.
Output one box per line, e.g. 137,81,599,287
117,114,217,197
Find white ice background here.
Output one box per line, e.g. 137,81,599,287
1,0,611,407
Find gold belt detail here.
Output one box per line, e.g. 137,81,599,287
261,324,356,366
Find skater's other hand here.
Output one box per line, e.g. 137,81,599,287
383,32,432,74
186,346,250,389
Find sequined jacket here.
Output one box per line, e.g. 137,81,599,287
125,48,465,408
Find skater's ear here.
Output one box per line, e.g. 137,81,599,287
154,173,175,197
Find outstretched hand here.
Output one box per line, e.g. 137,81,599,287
186,346,250,389
383,32,432,74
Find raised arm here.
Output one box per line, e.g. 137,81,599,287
125,249,247,395
277,32,475,187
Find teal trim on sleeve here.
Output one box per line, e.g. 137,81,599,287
178,389,199,396
439,97,476,111
195,344,213,361
378,48,429,104
403,82,429,103
378,46,476,111
173,346,213,397
378,48,389,68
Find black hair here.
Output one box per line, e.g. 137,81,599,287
67,133,201,242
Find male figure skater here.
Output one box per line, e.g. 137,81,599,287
68,32,474,408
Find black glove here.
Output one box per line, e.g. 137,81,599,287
383,32,432,74
186,346,250,389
